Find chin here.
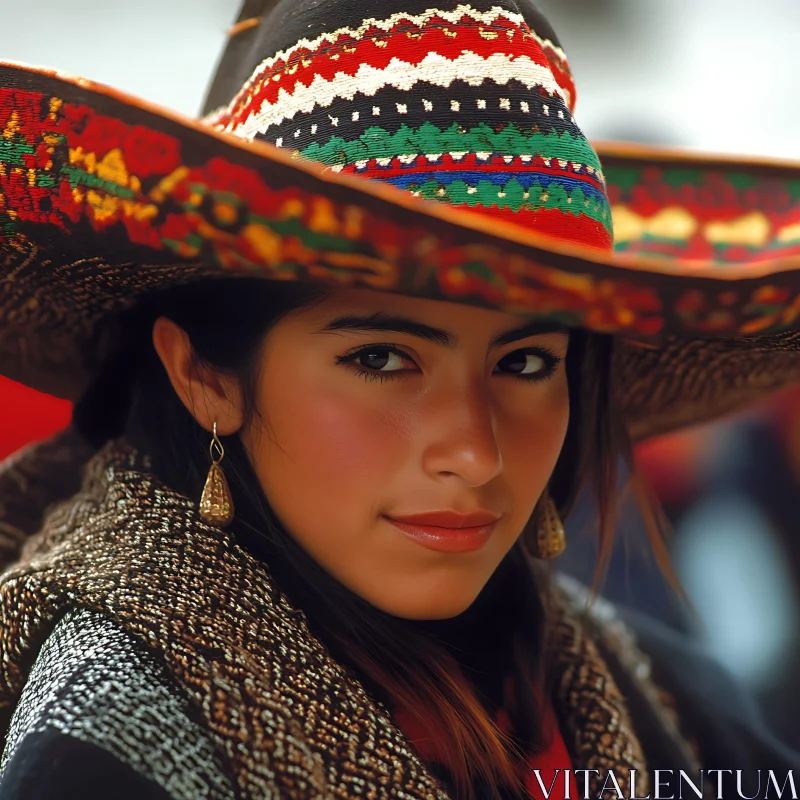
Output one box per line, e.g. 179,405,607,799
373,583,484,621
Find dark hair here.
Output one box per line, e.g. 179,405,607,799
72,277,675,800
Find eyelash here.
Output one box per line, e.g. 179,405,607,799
335,344,561,384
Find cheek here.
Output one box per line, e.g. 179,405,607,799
248,361,405,517
500,375,570,497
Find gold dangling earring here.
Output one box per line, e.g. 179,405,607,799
199,421,235,527
529,488,566,559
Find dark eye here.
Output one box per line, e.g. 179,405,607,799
353,347,406,372
497,351,545,375
495,348,559,382
335,345,413,383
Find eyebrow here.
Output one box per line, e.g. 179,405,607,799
314,311,569,350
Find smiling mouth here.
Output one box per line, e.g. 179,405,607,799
382,516,497,554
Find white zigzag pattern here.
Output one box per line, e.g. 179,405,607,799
208,4,568,128
230,51,569,139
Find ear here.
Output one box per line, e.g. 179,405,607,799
151,316,244,436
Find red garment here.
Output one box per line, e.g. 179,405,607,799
391,675,577,799
0,376,71,460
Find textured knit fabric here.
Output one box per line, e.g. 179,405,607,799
0,604,578,800
0,606,235,800
0,606,236,799
206,0,614,252
3,592,799,800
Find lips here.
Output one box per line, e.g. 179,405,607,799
383,514,499,554
385,510,500,528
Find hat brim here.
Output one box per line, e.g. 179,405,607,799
1,62,799,439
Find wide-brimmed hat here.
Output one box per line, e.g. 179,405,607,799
1,0,799,441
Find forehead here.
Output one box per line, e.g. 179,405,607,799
288,287,571,342
300,286,517,321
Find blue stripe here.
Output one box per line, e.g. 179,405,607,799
381,170,606,202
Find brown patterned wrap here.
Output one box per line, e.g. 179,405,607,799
0,432,701,799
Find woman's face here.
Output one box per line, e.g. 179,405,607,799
239,286,570,620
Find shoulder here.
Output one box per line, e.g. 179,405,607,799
0,606,237,800
611,599,800,769
555,573,800,770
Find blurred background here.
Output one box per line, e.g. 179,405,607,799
2,0,799,752
537,0,800,755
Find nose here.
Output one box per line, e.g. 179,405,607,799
420,378,503,487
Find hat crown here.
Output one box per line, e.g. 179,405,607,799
205,0,614,252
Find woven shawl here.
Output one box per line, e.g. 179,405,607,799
0,430,693,799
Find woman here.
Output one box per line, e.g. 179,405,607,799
0,0,799,798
